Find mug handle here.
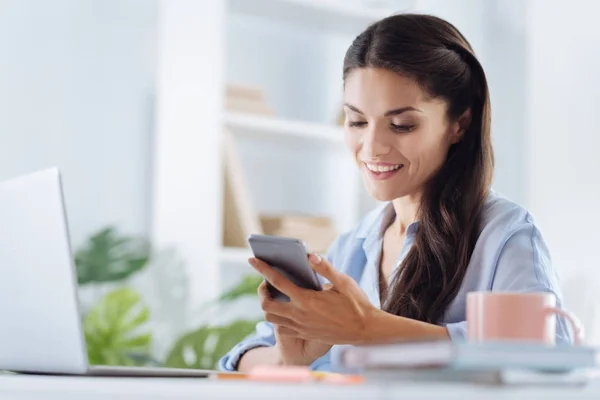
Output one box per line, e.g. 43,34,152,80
545,307,585,345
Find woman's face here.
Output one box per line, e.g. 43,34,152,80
343,67,464,202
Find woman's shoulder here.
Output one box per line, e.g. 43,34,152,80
479,189,538,236
475,190,555,284
475,192,561,297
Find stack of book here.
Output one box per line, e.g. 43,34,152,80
225,84,274,115
337,339,599,386
260,214,337,254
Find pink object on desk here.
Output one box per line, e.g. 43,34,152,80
466,291,584,345
248,366,313,382
247,366,365,385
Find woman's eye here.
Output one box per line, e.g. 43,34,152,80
391,124,416,133
348,121,367,128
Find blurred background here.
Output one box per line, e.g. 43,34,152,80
1,0,598,369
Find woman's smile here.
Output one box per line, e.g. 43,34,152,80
363,161,404,181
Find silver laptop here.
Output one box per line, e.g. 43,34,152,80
0,167,218,377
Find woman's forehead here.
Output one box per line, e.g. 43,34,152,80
344,68,445,116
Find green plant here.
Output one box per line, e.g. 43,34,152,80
75,226,155,366
75,227,151,285
76,226,264,370
163,274,263,369
219,274,264,301
83,287,152,366
163,320,260,370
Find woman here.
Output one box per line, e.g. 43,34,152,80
219,13,571,372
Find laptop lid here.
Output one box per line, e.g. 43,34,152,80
0,167,89,374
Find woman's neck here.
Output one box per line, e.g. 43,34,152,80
390,193,421,235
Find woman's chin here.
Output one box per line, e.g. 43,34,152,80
364,178,418,201
367,188,405,202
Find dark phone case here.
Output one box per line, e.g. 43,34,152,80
248,234,322,302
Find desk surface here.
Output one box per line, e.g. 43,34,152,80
2,374,600,400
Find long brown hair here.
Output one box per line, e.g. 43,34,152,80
343,14,494,324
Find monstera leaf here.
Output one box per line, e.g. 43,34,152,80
163,274,263,369
84,287,152,366
163,320,260,370
218,274,263,302
75,227,151,285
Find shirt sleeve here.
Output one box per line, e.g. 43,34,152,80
218,236,345,372
217,321,276,371
445,218,572,344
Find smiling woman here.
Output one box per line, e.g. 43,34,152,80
340,58,480,313
218,13,573,373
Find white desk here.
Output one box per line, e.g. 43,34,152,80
2,374,600,400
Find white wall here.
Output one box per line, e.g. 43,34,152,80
0,0,157,247
481,0,529,206
526,0,600,343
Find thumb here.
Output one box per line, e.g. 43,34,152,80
308,253,345,287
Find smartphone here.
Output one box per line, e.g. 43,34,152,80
247,234,322,302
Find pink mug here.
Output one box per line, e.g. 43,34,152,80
466,291,584,345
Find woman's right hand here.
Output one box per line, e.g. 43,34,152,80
237,282,331,372
259,281,332,366
273,325,331,366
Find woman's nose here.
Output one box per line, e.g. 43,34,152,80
361,125,391,158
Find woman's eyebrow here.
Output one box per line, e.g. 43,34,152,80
343,103,423,116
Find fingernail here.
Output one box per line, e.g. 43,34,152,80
248,258,257,267
309,253,322,264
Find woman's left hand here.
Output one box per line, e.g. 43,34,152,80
249,253,376,345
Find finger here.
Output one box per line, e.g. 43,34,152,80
308,253,348,287
264,313,297,329
274,325,302,337
257,281,269,302
259,294,292,317
249,257,302,300
258,281,295,317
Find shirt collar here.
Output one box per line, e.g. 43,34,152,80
357,202,420,308
358,202,420,245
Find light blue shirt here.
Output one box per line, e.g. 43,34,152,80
218,191,572,372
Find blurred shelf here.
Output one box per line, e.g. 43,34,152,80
228,0,410,34
220,246,253,264
224,112,345,144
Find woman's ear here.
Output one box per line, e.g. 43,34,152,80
450,108,472,144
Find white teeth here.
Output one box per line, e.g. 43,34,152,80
365,163,402,173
